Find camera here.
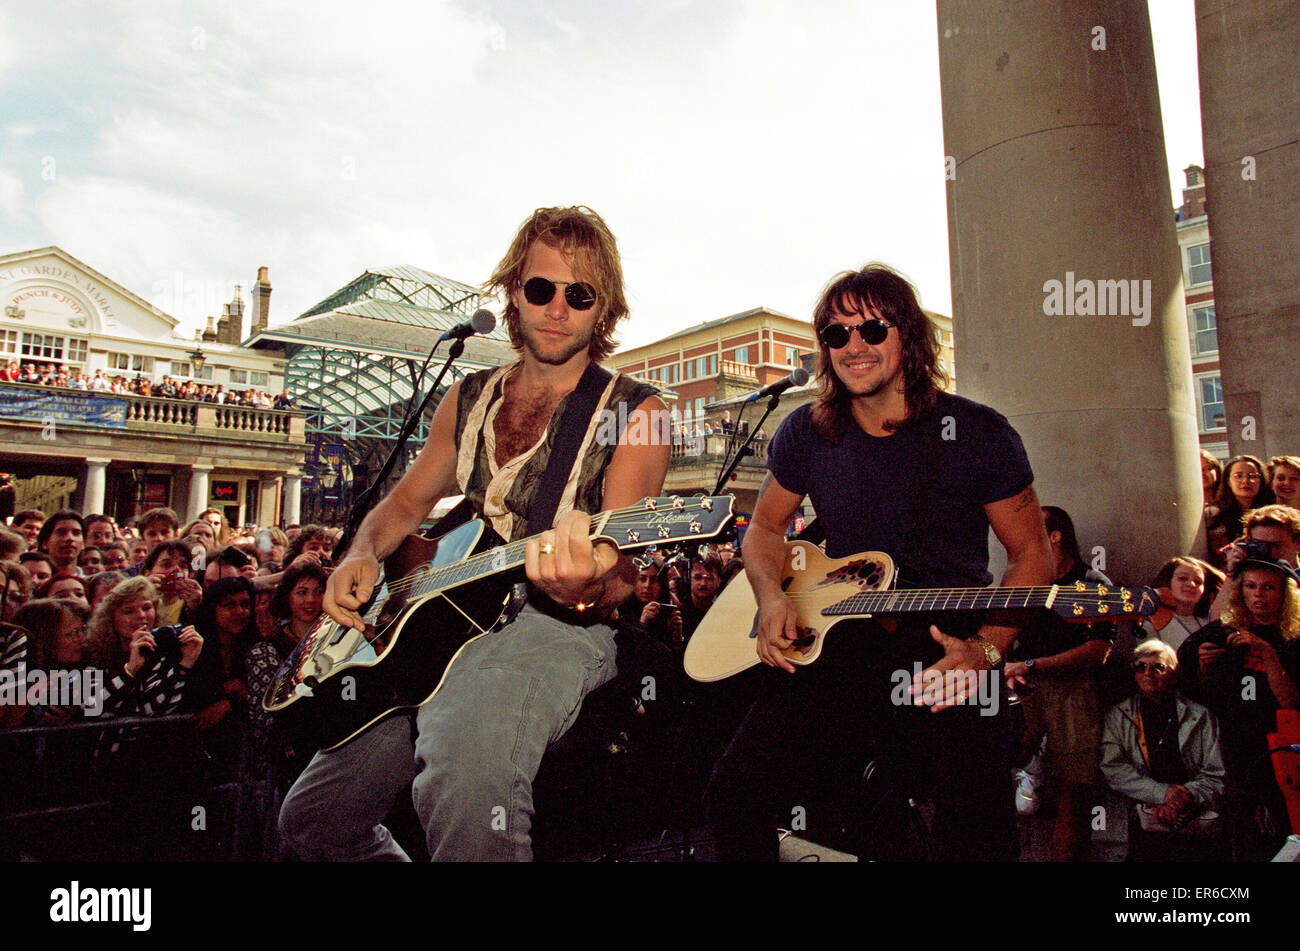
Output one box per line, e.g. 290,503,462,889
1236,539,1274,561
143,624,183,662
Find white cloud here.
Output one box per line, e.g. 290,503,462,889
0,168,24,221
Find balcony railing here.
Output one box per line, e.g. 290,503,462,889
0,381,305,444
669,432,768,466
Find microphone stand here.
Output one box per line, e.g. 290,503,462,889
711,391,783,496
336,336,467,557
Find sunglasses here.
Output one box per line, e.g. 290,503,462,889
519,277,598,311
820,319,893,349
1132,661,1169,674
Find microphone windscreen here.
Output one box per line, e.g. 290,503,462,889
790,367,810,386
470,309,496,334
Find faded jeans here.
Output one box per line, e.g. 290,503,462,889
278,605,619,861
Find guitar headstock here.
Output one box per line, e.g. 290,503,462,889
1052,582,1160,622
597,495,735,550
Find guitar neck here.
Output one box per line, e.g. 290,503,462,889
822,583,1154,621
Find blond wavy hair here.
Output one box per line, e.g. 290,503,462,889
1222,569,1300,641
86,576,162,667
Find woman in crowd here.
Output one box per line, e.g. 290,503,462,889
37,572,88,606
198,507,232,547
185,576,257,778
1205,455,1274,569
1269,455,1300,510
85,570,126,611
1101,639,1225,861
620,552,682,650
99,542,128,573
181,519,218,551
76,547,104,574
1178,558,1300,860
140,539,203,624
245,563,328,789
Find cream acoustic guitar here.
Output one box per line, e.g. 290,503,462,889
684,540,1160,682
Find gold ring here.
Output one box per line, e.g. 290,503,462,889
540,543,555,555
573,601,591,612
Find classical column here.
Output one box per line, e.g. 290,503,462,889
1195,0,1300,458
283,471,302,526
82,458,112,516
188,465,214,523
937,0,1202,582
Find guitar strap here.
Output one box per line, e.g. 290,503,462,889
524,361,615,537
891,398,946,591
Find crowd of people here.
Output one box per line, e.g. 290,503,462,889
2,360,293,409
0,504,335,860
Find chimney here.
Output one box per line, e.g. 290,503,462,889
219,285,245,344
251,266,271,335
202,315,218,343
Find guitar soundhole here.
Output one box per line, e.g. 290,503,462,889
819,558,885,590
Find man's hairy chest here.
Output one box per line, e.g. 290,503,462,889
492,390,561,469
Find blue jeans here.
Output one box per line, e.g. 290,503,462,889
279,605,619,861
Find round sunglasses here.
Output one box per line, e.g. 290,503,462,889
519,277,598,311
820,319,893,349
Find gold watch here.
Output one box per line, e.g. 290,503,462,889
973,636,1002,668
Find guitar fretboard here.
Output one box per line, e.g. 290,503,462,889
822,584,1156,620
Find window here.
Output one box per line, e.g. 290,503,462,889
1188,243,1212,286
194,364,214,381
66,338,88,363
734,346,749,364
229,369,248,384
786,347,799,367
21,332,63,360
0,330,18,354
1190,305,1217,356
171,361,191,377
1197,374,1225,432
108,353,153,373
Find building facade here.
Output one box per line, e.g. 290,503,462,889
1176,165,1227,460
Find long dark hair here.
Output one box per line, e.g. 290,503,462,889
810,264,945,442
1213,454,1274,535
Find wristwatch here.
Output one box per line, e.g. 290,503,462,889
1024,657,1037,672
973,636,1003,667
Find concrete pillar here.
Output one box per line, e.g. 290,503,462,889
82,457,112,516
1195,0,1300,459
937,0,1202,583
188,465,213,523
283,471,302,526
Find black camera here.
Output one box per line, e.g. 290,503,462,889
144,624,184,662
1236,540,1274,561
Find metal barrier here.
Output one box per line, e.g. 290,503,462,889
1,712,276,861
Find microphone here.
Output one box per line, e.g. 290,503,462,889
438,309,496,343
742,367,810,403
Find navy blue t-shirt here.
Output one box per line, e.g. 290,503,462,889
766,392,1033,588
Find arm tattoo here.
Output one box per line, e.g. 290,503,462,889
1011,485,1039,513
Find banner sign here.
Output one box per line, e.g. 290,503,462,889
0,387,128,427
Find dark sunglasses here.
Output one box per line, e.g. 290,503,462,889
820,319,892,349
1132,661,1169,674
519,277,597,311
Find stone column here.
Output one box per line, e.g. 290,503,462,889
82,457,112,515
283,471,302,526
1195,0,1300,459
937,0,1203,583
188,465,214,523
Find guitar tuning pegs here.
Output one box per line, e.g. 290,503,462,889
627,530,640,543
672,496,685,509
644,499,658,510
1075,581,1087,592
689,520,702,533
658,526,671,538
699,498,713,511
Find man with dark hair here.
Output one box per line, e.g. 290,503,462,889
36,509,84,575
279,206,670,861
18,551,54,590
12,509,45,551
1002,505,1114,861
138,507,179,550
708,263,1054,861
674,548,723,641
84,514,116,549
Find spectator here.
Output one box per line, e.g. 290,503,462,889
621,552,681,651
198,507,231,546
77,547,105,575
89,369,111,391
283,524,334,571
1207,503,1300,621
1178,558,1300,860
137,507,180,551
86,570,127,611
1269,455,1300,509
0,473,14,523
12,509,45,551
36,510,84,575
38,572,89,606
181,519,217,551
1142,556,1222,651
18,552,53,591
0,527,26,562
1100,640,1225,861
1205,455,1274,569
185,576,256,779
203,545,257,588
101,542,129,573
1200,450,1222,508
672,548,724,642
126,538,149,567
84,514,116,549
140,539,203,624
273,391,294,410
0,561,31,624
1003,505,1114,862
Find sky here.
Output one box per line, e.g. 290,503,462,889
0,0,1203,353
